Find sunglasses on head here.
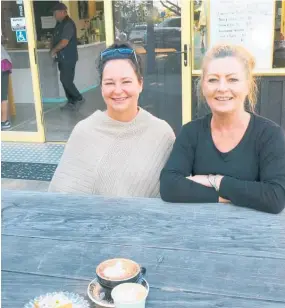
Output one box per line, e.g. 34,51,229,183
100,48,139,65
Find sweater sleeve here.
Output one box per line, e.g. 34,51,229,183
160,124,219,203
49,121,93,194
219,126,285,214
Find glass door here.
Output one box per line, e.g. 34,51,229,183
35,0,106,141
106,0,192,134
1,0,44,142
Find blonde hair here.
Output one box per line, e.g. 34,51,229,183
197,44,258,112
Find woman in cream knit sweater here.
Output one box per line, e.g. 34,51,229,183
49,42,175,197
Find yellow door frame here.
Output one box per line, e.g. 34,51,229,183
181,0,192,124
103,0,193,124
103,0,114,46
281,0,285,37
2,0,45,143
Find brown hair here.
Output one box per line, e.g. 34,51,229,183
98,41,143,85
197,44,258,112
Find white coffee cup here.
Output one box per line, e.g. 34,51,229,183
111,282,148,308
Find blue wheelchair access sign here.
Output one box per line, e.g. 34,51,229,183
16,30,27,43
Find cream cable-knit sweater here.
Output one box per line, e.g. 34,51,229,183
49,108,175,197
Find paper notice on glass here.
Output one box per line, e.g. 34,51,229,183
10,17,26,31
209,0,275,69
41,16,56,29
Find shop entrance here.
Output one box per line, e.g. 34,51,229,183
33,0,106,141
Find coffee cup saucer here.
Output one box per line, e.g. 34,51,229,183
87,276,149,308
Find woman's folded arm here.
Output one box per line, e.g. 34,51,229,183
160,126,219,203
219,127,285,214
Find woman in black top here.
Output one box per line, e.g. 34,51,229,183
160,44,285,214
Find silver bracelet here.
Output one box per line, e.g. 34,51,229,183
207,174,214,188
208,175,219,191
213,175,219,192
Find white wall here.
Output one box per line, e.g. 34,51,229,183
11,69,34,104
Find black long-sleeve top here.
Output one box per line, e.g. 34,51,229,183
160,113,285,214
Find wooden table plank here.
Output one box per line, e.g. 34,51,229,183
2,191,285,259
2,190,285,307
2,235,285,303
3,271,285,308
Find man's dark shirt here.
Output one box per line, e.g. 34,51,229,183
52,16,78,63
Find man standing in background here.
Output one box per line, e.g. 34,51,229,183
51,3,85,110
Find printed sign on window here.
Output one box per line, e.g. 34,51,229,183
10,17,26,31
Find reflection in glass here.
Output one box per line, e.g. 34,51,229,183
34,1,106,141
273,0,285,68
112,0,182,134
193,0,208,69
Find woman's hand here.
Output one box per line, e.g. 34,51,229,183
219,197,231,203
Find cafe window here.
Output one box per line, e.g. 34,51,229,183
1,0,38,133
32,1,106,48
111,0,184,134
193,0,285,70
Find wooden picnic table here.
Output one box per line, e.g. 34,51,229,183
2,190,285,307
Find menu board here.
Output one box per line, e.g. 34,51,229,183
209,0,275,69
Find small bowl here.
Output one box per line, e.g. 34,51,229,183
111,283,149,307
87,276,149,308
96,258,146,289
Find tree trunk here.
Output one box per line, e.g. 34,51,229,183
146,1,156,74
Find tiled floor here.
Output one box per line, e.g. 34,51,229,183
1,142,65,192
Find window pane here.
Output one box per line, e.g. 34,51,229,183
273,0,285,68
193,0,208,70
113,0,182,134
34,0,106,141
168,18,181,27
